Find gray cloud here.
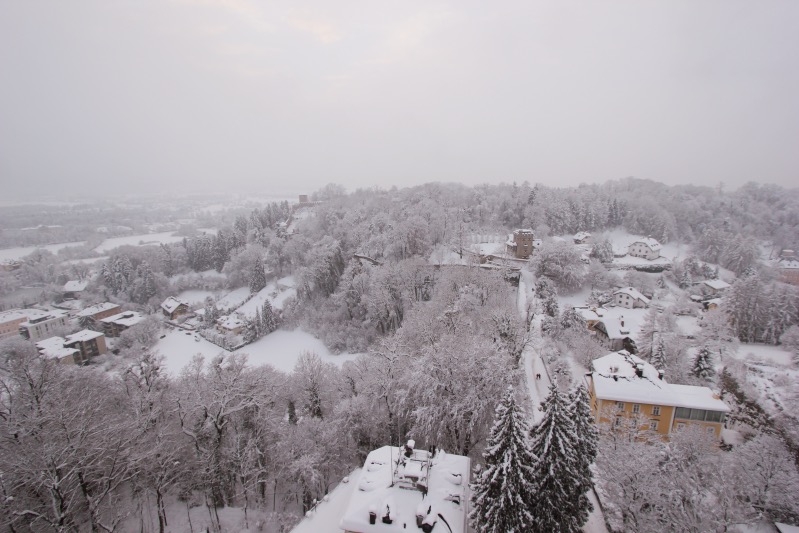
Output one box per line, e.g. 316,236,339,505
1,0,797,199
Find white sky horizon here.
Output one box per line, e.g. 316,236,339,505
1,1,797,198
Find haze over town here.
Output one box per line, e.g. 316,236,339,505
1,2,799,533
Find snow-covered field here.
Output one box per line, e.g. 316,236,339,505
216,286,251,310
153,329,229,375
236,276,296,316
176,289,219,307
154,328,362,375
731,343,793,366
0,241,86,261
675,315,701,337
240,329,361,373
60,255,109,265
94,231,185,253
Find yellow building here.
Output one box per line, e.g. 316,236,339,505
586,351,730,438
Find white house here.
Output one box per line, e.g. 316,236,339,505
592,317,634,352
573,231,592,244
627,237,662,260
63,280,88,299
612,287,650,309
18,310,70,342
701,279,731,296
339,442,470,533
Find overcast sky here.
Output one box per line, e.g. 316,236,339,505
1,1,797,199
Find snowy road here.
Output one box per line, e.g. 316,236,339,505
517,270,609,533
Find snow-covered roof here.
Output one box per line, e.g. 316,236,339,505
629,237,662,251
574,306,606,321
573,231,591,241
161,296,188,314
702,279,731,290
613,287,650,304
65,329,104,343
101,311,144,327
339,445,470,533
778,257,799,270
513,228,534,235
217,315,244,330
20,309,68,326
591,351,730,412
595,317,631,339
36,336,79,360
77,302,120,317
776,523,799,533
668,384,731,412
63,280,88,292
0,308,35,323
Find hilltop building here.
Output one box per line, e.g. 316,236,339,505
506,229,535,259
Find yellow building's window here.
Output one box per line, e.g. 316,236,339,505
652,405,661,416
632,404,640,414
616,401,624,411
650,420,659,431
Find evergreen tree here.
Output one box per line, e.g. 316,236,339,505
262,300,278,334
529,383,586,533
249,256,267,293
651,333,668,370
470,386,537,533
253,307,263,338
692,346,715,381
567,385,598,526
679,270,693,289
536,277,559,318
243,318,257,344
636,307,659,362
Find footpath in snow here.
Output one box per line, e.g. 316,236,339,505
517,269,609,533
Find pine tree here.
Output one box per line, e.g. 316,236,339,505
243,318,257,344
262,300,277,334
692,346,715,381
651,333,668,370
469,386,537,533
249,256,267,293
253,307,263,338
529,383,586,533
567,385,598,526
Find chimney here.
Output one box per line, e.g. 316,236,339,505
658,369,665,380
620,317,625,327
635,364,644,378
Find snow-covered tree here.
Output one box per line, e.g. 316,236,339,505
692,346,715,381
249,255,267,293
535,277,559,317
469,387,537,533
589,238,614,263
532,240,585,291
567,385,597,526
529,383,588,533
